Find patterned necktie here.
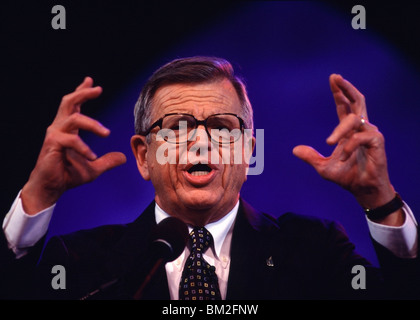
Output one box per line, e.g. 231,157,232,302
179,227,221,300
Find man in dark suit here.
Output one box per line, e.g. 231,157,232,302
1,56,419,300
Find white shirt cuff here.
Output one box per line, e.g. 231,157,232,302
367,202,418,259
2,191,55,258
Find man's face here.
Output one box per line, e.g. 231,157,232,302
131,79,253,225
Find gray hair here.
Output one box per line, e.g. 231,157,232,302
133,56,253,138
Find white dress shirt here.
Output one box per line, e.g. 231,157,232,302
2,191,418,299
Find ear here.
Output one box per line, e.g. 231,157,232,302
243,135,256,181
130,135,151,181
244,134,256,164
250,136,256,154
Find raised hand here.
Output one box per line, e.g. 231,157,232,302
293,74,403,225
21,77,127,214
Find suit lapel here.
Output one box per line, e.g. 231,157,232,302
104,201,170,300
226,199,282,299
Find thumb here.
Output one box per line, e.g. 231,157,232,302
292,145,325,172
92,151,127,176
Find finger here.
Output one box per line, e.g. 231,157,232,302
75,76,94,91
53,131,98,161
340,130,384,162
55,86,103,119
331,74,368,119
66,151,127,185
293,145,326,173
326,113,365,145
329,74,352,121
60,113,110,137
62,150,126,188
90,152,127,177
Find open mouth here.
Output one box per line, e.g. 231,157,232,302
183,163,217,186
187,164,213,176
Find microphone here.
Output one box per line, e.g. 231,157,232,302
148,216,189,262
79,216,188,300
133,216,188,299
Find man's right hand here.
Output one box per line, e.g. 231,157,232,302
20,77,127,215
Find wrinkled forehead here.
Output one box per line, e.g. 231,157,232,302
150,79,242,121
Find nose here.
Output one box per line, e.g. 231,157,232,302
187,127,212,164
189,118,211,143
189,126,211,146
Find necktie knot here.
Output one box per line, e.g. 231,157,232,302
190,227,212,253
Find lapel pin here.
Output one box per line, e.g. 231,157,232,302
266,256,274,267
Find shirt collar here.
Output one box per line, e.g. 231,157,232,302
154,201,239,258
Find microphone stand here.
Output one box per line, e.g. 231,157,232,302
79,278,119,300
133,257,165,300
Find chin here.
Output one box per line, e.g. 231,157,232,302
179,190,220,211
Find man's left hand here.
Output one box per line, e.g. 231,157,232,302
293,74,404,226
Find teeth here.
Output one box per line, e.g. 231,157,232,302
190,171,211,176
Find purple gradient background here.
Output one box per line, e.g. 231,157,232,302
46,2,420,266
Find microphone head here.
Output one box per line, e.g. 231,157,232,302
149,217,189,262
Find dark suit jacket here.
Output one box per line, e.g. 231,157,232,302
1,198,419,299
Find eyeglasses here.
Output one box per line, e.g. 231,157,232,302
141,113,245,144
